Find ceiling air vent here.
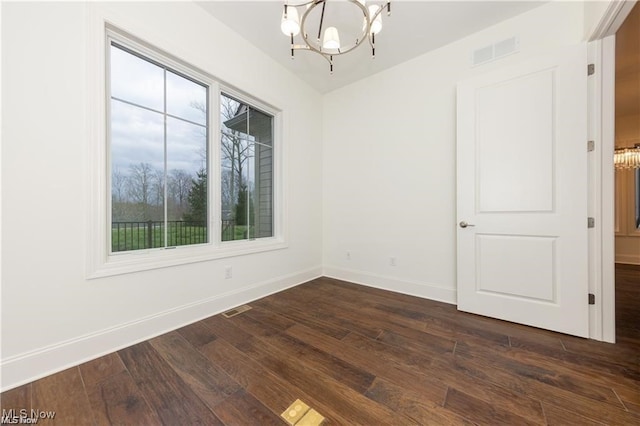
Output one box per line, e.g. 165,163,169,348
472,36,519,67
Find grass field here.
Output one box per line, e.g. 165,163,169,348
222,225,253,242
111,222,252,252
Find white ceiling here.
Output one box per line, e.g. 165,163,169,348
198,1,547,93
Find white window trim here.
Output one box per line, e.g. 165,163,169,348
86,7,286,279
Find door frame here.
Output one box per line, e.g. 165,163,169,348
588,0,636,343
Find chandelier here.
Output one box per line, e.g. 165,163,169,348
280,0,391,73
614,142,640,170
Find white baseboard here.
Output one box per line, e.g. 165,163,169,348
0,266,322,392
322,265,457,305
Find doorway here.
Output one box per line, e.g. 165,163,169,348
613,2,640,345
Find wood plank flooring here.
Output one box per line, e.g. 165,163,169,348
616,263,640,347
1,266,638,425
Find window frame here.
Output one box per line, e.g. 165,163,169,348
635,169,640,231
218,88,277,244
614,167,640,237
107,38,212,254
87,21,286,279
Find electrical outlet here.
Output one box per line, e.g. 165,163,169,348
390,257,397,267
224,266,232,279
281,399,310,425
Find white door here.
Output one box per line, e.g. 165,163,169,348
456,44,589,337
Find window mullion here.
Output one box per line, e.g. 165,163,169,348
246,107,250,239
211,84,221,245
163,68,168,248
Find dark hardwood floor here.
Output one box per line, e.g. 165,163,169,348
2,267,639,425
616,263,640,347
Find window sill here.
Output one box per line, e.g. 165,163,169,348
87,238,287,279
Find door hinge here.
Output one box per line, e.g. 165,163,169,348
588,63,595,76
588,217,595,228
587,140,595,152
588,293,595,305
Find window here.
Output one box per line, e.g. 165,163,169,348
109,42,209,253
91,27,283,277
220,93,274,242
614,167,640,236
636,169,640,229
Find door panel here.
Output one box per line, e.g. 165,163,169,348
457,44,589,337
477,70,555,213
476,234,556,302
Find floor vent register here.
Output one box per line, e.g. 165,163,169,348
221,304,252,318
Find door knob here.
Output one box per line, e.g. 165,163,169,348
459,221,475,228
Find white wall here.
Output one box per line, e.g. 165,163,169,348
1,1,323,390
322,1,585,303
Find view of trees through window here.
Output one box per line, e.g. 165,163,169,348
220,93,274,241
109,41,275,253
109,42,208,252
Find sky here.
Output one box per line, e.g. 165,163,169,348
108,42,274,206
109,44,207,177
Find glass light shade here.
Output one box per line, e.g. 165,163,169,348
281,7,300,36
614,147,640,169
368,5,382,34
323,27,341,49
